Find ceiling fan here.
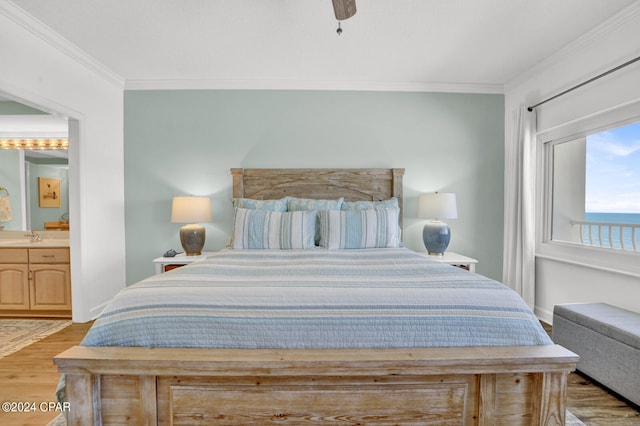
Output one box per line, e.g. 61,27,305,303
332,0,356,35
332,0,357,21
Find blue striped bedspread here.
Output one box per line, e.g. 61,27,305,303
81,248,552,348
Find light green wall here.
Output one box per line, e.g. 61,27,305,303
0,100,47,114
124,90,504,284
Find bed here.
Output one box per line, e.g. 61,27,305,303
55,168,578,425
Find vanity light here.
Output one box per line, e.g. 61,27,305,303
0,139,69,150
171,196,212,256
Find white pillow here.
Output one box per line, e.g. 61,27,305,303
232,197,287,211
341,197,399,211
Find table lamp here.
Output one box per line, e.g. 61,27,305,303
171,196,212,256
418,192,457,256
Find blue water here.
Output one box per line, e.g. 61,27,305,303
583,212,640,250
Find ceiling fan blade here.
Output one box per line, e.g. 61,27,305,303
332,0,357,20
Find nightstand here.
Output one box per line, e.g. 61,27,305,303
152,252,212,274
418,251,478,272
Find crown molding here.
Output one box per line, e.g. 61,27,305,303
505,1,640,92
0,0,125,89
124,78,504,94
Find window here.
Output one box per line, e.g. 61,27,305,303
549,121,640,252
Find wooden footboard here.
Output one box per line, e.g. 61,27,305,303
55,344,577,425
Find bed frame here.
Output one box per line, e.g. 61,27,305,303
55,168,578,425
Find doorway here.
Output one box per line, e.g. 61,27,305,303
0,93,78,319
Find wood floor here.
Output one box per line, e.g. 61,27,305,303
0,321,638,426
0,321,92,426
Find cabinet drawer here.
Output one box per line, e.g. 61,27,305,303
29,248,70,263
0,248,29,263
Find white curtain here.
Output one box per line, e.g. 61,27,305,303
503,105,536,309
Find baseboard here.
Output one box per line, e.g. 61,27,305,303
535,305,554,325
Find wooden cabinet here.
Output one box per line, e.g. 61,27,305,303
0,247,71,317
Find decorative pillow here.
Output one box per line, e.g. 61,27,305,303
286,197,344,212
231,208,315,249
232,197,287,212
287,197,344,245
318,207,401,249
341,197,399,211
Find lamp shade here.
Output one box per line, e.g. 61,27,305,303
171,196,212,256
418,193,458,219
171,196,212,224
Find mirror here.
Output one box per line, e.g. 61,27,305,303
0,100,69,232
0,149,69,232
25,150,69,231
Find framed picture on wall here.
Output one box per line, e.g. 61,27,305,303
38,177,61,207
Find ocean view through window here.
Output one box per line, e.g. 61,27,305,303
582,121,640,250
577,213,640,250
551,121,640,252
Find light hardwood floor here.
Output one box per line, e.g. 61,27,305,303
0,321,92,426
0,321,638,425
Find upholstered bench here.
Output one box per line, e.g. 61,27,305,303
553,303,640,407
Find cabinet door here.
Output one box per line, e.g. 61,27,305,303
29,264,71,310
0,264,30,309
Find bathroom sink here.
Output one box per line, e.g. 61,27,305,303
0,239,33,246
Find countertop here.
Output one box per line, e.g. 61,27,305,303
0,231,70,248
0,239,70,248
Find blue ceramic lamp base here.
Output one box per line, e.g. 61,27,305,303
423,221,451,256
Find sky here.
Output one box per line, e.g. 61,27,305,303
585,121,640,213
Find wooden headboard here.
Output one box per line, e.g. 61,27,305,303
231,168,405,227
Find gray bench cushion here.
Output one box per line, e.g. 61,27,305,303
554,303,640,350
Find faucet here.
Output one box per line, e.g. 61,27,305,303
25,231,42,243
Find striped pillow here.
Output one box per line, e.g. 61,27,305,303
231,208,316,249
287,197,344,245
318,208,401,249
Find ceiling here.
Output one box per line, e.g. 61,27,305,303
8,0,640,92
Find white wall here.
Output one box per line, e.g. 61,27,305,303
0,1,126,322
505,2,640,322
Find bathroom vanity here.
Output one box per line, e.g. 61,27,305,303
0,233,70,318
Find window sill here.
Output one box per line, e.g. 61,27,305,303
536,241,640,279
